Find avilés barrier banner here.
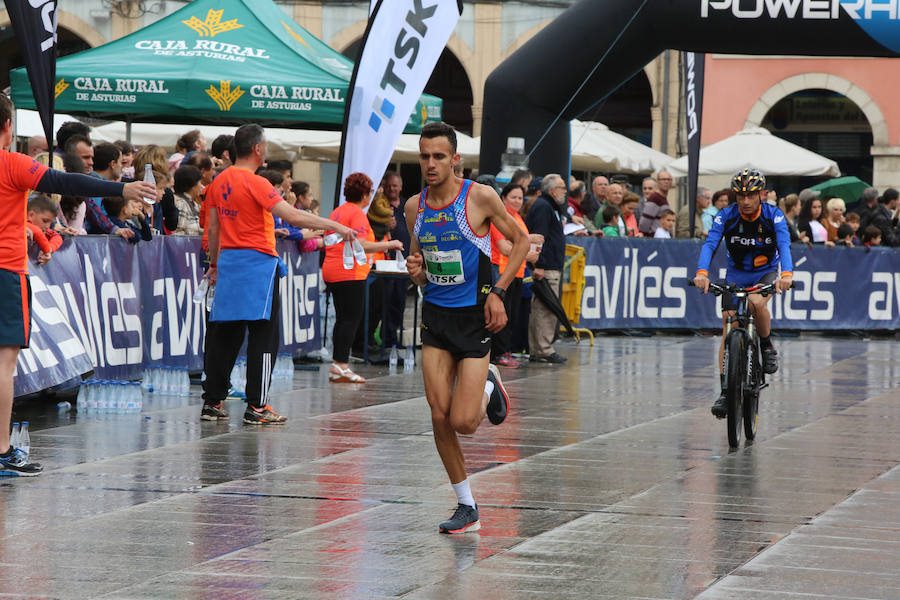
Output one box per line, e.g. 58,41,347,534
16,236,320,397
571,238,900,331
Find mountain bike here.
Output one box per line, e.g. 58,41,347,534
689,280,788,447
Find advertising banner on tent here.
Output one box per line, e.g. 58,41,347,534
684,51,704,237
4,0,58,145
9,0,440,130
571,238,900,331
336,0,456,203
15,236,320,397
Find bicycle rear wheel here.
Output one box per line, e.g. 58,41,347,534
725,333,745,448
744,339,760,441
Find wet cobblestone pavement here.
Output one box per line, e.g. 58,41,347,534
4,335,900,599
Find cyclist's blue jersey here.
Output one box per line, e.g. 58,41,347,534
697,202,793,285
413,179,493,308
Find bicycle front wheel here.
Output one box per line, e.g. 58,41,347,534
725,332,745,448
743,339,760,441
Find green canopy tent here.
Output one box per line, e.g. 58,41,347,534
10,0,440,131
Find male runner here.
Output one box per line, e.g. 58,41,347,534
405,122,530,533
693,168,793,418
202,124,355,424
0,93,156,475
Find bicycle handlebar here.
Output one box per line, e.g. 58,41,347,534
687,279,794,297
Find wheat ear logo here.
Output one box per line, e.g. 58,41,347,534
55,79,70,99
281,21,310,48
183,9,243,37
206,81,244,111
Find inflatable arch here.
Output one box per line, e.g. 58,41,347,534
479,0,900,177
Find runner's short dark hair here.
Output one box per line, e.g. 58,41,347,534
234,124,264,159
421,122,457,153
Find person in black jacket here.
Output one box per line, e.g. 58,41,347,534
524,173,567,364
867,188,899,246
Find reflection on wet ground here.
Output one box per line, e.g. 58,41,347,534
4,335,900,598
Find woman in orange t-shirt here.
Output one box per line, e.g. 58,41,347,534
489,183,542,368
324,172,402,383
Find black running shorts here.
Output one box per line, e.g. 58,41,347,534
0,270,31,348
421,301,491,361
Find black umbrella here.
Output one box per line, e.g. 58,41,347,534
531,277,574,336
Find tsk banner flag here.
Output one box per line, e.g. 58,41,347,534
4,0,58,145
337,0,459,203
684,51,704,237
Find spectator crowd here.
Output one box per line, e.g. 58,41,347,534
18,123,900,381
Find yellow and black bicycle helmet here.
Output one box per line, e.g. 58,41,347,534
731,168,766,193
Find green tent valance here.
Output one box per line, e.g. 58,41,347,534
10,0,441,131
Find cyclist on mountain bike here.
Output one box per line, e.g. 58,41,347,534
693,168,794,419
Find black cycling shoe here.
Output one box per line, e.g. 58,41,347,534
762,346,778,374
711,392,728,419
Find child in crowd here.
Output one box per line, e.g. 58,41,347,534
600,205,621,237
102,196,152,244
844,212,861,244
621,193,642,237
654,208,676,239
835,224,855,247
26,193,63,265
861,225,882,249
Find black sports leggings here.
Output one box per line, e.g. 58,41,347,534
328,280,366,363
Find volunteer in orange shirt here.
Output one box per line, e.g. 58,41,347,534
202,124,355,424
323,172,402,384
0,94,155,476
489,183,542,368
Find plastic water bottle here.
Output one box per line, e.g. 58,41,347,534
396,249,406,270
342,241,354,270
112,382,125,414
323,232,342,246
19,422,29,458
142,368,153,392
389,345,398,373
10,423,20,449
96,381,109,413
142,164,156,204
84,381,97,413
77,383,89,413
193,278,209,304
206,284,215,312
403,347,414,372
352,239,367,265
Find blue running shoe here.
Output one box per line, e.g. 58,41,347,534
227,387,246,400
0,447,42,477
439,503,480,534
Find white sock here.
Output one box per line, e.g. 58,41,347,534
484,381,495,397
452,479,476,508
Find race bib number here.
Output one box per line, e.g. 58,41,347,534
423,249,465,285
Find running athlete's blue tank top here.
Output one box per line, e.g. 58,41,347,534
413,179,493,308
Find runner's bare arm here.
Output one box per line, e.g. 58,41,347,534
404,194,426,286
271,201,355,240
471,184,528,292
